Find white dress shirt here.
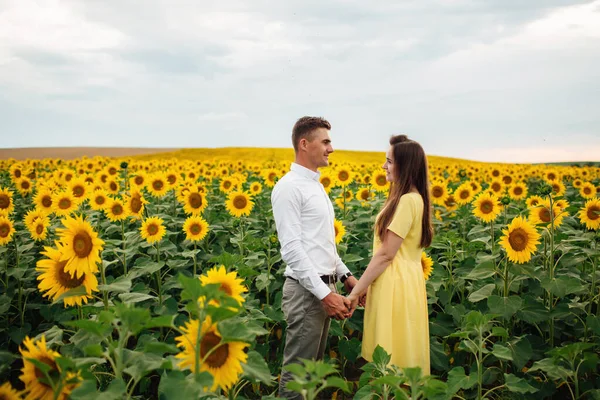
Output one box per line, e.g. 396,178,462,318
271,162,351,300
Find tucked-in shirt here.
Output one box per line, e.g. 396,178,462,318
271,162,351,300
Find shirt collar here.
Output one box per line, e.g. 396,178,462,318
291,162,321,182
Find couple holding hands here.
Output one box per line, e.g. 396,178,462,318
271,116,434,399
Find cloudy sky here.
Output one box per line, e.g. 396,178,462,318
1,0,599,163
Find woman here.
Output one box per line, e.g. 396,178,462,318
347,134,433,373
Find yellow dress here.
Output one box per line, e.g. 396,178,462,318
361,192,430,374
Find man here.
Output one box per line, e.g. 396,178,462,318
271,116,358,399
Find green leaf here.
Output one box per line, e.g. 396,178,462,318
98,278,132,294
587,315,600,336
465,260,496,280
492,344,513,361
65,320,110,338
242,350,274,385
344,253,364,263
338,338,361,363
118,292,156,304
517,299,549,323
468,283,496,303
52,286,88,305
540,276,586,298
158,370,212,400
504,373,538,394
507,336,533,370
528,358,572,380
487,295,522,320
447,367,477,393
123,350,165,382
372,345,391,367
326,376,350,392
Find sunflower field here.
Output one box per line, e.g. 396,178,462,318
0,150,599,400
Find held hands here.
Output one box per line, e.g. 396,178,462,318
321,292,353,320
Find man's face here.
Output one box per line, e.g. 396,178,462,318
305,127,334,169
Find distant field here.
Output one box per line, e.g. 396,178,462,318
0,147,178,160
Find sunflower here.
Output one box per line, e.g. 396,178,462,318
508,182,528,201
124,189,146,218
501,174,513,185
579,198,600,230
580,182,596,199
529,200,566,228
549,180,566,197
166,171,180,187
573,178,583,188
36,245,98,307
0,382,21,400
15,177,33,196
34,188,54,214
225,191,253,218
183,190,208,215
0,216,15,246
356,187,374,203
219,178,237,193
262,168,279,187
89,189,109,211
147,173,169,198
140,216,166,244
319,172,335,194
371,171,389,192
183,215,210,242
421,252,433,280
455,182,475,206
488,179,504,196
130,172,147,188
19,335,81,400
105,198,128,222
444,194,458,213
24,207,47,231
9,163,24,181
249,181,263,195
499,216,541,264
68,177,89,201
200,265,247,305
0,187,15,216
52,191,78,217
333,219,346,244
430,180,449,206
335,167,353,186
29,214,50,241
105,178,120,195
526,195,544,208
56,215,104,278
471,192,501,223
175,317,249,392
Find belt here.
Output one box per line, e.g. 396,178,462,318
287,274,337,284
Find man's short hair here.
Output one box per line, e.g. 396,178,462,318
292,116,331,152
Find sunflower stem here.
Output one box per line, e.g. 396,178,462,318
155,242,163,306
548,195,556,348
193,242,197,276
100,259,109,311
121,220,127,276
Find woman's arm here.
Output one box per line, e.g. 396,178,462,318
347,230,404,308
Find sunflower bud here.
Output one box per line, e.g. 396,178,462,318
501,196,511,206
120,161,129,169
537,183,553,197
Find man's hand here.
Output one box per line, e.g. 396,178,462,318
343,276,358,294
321,292,352,320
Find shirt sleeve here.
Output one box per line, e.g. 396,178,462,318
387,194,416,239
334,254,351,279
271,183,331,300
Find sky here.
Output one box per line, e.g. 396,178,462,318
1,0,599,163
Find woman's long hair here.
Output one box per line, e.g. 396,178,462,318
375,135,433,248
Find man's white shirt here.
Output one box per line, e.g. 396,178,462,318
271,162,351,300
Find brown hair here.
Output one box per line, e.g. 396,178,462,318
292,116,331,152
375,135,433,248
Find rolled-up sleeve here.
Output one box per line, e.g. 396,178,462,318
272,183,331,300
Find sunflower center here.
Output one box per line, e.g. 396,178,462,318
513,187,523,195
190,223,202,235
14,169,22,178
95,195,106,206
189,193,203,209
334,226,339,236
219,283,233,295
338,171,349,181
376,176,387,186
223,181,232,189
508,228,528,251
73,185,84,197
130,196,142,213
34,355,59,385
552,183,560,193
147,223,159,235
21,180,31,190
480,200,493,214
112,204,124,216
36,224,44,235
0,223,9,238
41,195,52,208
492,170,500,177
321,178,331,187
548,173,556,180
530,199,540,206
491,182,501,192
539,208,552,223
583,187,591,195
152,180,164,191
587,205,600,221
58,198,71,210
459,190,470,200
444,196,456,207
233,196,247,210
73,232,93,258
503,176,513,185
167,175,176,184
56,260,85,288
0,194,10,210
200,332,229,368
65,174,73,182
360,190,369,200
432,187,443,198
109,182,118,191
134,176,144,185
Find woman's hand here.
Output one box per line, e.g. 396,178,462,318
347,293,359,314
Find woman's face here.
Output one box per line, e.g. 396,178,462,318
383,146,396,182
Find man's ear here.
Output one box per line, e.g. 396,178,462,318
299,138,307,151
